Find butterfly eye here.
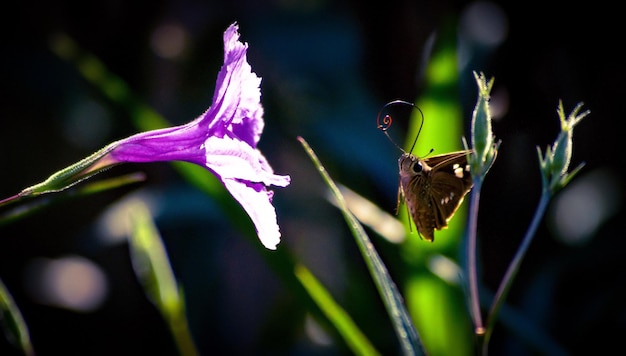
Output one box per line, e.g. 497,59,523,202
412,161,423,173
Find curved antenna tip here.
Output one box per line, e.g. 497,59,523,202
376,100,424,154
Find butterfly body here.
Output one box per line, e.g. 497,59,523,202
397,150,473,241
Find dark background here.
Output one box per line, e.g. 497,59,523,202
2,0,624,355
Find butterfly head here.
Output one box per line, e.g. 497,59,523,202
398,152,429,178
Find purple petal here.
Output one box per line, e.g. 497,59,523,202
203,134,290,187
200,23,290,247
203,128,289,248
107,122,206,165
222,178,281,250
205,23,264,148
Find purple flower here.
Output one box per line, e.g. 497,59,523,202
104,23,290,250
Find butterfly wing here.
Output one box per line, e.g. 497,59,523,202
398,151,473,242
424,150,472,170
427,151,473,230
398,153,441,241
429,169,472,228
401,171,437,241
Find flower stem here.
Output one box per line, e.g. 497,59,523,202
482,189,551,354
0,194,21,208
466,179,485,337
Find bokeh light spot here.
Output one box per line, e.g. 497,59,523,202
548,168,622,245
24,255,108,312
151,23,188,60
460,1,508,47
63,98,111,149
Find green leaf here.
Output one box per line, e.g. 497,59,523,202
298,136,424,356
127,200,199,356
0,278,34,356
294,264,380,356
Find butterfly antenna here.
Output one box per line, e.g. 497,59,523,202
377,100,421,153
377,101,404,152
408,104,425,154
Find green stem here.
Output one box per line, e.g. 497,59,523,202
466,179,485,337
19,144,119,197
482,189,551,355
0,142,120,211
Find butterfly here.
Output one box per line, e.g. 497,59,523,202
378,100,473,242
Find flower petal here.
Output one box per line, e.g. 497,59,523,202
108,123,206,165
205,23,264,148
222,178,281,250
204,134,290,187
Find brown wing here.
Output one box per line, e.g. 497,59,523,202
427,151,473,229
429,168,473,230
397,150,473,241
398,154,435,241
424,150,472,170
407,174,437,242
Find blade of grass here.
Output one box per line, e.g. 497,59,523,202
298,136,424,356
128,200,199,356
294,264,380,355
0,278,34,356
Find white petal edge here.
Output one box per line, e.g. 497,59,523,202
222,178,281,250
